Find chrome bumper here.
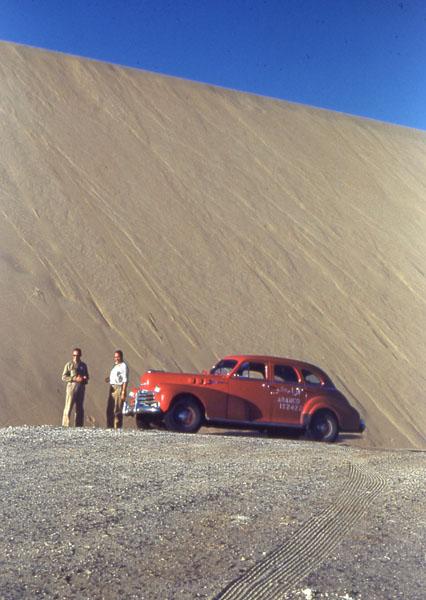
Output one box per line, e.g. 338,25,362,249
122,390,162,416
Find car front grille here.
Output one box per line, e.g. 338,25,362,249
136,389,156,404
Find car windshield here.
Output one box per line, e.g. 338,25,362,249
210,359,237,376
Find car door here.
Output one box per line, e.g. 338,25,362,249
270,363,306,425
227,360,271,422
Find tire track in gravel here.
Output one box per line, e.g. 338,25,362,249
215,458,386,600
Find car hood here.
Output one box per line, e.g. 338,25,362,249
140,371,228,387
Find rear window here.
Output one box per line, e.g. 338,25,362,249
273,364,299,383
302,369,322,385
235,361,266,380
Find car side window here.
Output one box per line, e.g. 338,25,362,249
210,359,237,375
302,369,322,385
273,365,299,383
235,361,266,380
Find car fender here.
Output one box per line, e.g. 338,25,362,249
157,384,205,414
301,397,339,428
154,383,179,411
169,391,205,413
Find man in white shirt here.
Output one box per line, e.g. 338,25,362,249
106,350,129,429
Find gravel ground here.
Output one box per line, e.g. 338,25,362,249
0,427,424,600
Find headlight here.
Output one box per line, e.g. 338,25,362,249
129,391,135,398
154,385,161,393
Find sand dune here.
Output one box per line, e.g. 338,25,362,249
0,41,425,448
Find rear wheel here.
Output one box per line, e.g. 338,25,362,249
163,397,203,433
309,410,338,442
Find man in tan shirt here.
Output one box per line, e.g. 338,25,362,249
61,348,89,427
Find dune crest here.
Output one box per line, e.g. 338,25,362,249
0,42,425,448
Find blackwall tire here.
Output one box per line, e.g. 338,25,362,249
163,397,203,433
309,410,339,442
135,414,152,430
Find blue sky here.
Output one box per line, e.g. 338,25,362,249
1,0,425,130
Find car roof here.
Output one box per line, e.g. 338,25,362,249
221,355,333,383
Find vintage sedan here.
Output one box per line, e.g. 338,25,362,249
123,355,365,442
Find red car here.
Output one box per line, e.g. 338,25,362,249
123,355,365,442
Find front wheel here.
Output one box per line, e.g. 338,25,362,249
163,397,203,433
309,410,339,442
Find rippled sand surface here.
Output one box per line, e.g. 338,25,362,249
0,42,425,449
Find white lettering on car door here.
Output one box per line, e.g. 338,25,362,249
277,385,302,411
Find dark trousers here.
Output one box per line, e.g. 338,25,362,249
107,384,124,429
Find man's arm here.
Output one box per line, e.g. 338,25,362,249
61,362,73,383
121,364,129,399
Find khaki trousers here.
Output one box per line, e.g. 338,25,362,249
62,383,85,427
107,384,124,429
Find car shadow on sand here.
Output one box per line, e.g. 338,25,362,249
202,427,303,440
202,427,364,444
